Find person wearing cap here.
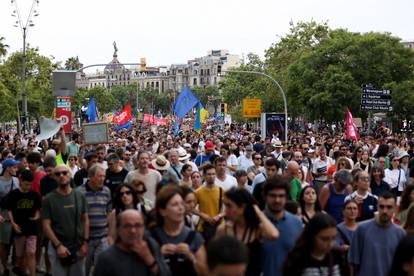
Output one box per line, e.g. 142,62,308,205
178,148,198,172
151,155,173,186
319,169,353,223
237,144,254,172
195,140,215,168
0,159,20,275
399,151,410,180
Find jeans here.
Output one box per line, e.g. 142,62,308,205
48,243,85,276
85,237,108,276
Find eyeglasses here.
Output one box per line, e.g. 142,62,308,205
54,171,69,177
120,191,132,196
28,144,35,147
392,159,399,162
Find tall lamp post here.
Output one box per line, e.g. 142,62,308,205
11,0,40,134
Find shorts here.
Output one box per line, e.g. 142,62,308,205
0,221,12,244
14,236,37,257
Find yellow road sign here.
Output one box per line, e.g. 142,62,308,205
242,98,261,118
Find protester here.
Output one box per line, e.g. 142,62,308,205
370,166,390,197
299,185,321,225
195,164,224,241
77,164,111,275
104,153,128,195
6,169,41,276
283,161,302,201
190,171,202,190
384,154,406,196
150,185,206,275
261,176,303,276
348,192,406,276
216,187,279,276
312,146,334,195
336,199,358,254
181,186,199,231
396,184,414,226
246,153,264,183
252,158,279,210
179,164,193,187
42,165,89,276
344,170,378,222
108,183,141,245
319,169,353,223
206,236,248,276
0,159,20,276
94,210,170,276
284,213,349,275
74,152,98,187
125,151,161,207
215,157,237,191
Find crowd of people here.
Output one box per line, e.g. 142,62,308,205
0,121,414,276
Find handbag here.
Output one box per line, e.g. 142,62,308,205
59,191,79,266
0,179,14,209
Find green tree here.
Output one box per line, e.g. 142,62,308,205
64,56,83,70
287,29,414,122
0,37,8,57
87,86,116,114
0,47,58,121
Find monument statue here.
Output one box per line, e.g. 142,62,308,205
113,41,118,56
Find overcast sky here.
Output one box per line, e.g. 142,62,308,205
1,0,413,71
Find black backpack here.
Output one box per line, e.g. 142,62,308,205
151,230,197,276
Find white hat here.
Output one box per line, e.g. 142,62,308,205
178,148,191,161
398,151,410,160
151,155,171,171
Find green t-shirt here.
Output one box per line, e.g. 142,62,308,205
41,189,87,249
290,179,302,202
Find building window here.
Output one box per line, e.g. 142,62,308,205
201,69,204,76
207,69,210,75
193,78,197,85
156,82,159,88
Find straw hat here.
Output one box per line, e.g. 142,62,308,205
151,155,171,171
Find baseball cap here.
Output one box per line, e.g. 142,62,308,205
205,140,215,151
2,159,19,170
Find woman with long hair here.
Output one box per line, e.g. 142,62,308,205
215,187,279,276
284,213,349,275
351,146,363,165
179,164,193,188
336,200,358,253
370,166,390,197
354,150,373,174
299,185,321,225
150,185,206,276
107,183,140,245
181,186,200,231
397,184,414,226
190,171,202,190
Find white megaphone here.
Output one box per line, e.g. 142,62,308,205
35,117,62,142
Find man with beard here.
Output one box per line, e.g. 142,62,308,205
348,192,405,276
261,176,303,276
42,165,89,276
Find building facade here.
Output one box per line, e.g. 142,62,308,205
77,49,241,93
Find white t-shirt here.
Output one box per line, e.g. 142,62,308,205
384,168,406,191
237,155,254,171
312,157,334,181
216,175,237,191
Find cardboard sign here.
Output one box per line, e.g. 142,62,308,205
82,122,109,145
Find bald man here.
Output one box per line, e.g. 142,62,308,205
42,165,89,276
283,161,302,202
94,210,170,276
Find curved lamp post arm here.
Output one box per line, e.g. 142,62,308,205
221,69,288,141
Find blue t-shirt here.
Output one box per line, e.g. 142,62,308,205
262,210,303,276
194,153,213,167
348,218,405,276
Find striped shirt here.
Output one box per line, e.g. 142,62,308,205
77,182,111,239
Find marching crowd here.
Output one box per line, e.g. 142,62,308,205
0,122,414,276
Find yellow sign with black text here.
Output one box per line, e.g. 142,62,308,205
242,99,261,118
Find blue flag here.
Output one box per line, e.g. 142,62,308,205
86,97,98,122
173,86,199,119
173,120,181,136
115,121,132,132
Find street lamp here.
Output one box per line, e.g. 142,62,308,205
11,0,40,134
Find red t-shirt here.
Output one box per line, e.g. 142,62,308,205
32,170,46,196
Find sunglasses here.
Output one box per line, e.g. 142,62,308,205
120,191,132,196
254,157,262,160
29,144,36,147
54,171,69,177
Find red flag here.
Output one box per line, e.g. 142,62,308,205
346,108,359,140
113,103,132,126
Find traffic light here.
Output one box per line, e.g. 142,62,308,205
220,103,228,115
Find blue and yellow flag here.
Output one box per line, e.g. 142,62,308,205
194,102,208,132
